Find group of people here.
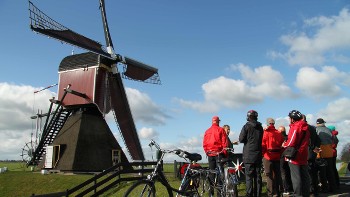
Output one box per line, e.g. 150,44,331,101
202,110,339,197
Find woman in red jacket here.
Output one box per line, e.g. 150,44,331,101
262,118,285,197
283,110,310,197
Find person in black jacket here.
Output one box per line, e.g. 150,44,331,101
239,110,264,197
302,114,321,196
278,126,293,195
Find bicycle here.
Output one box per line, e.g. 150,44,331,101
200,148,241,197
123,139,203,197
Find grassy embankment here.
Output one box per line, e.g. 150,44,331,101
1,161,348,197
0,161,249,196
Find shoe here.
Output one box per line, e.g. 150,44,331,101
282,191,289,196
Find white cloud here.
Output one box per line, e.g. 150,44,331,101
295,66,350,98
177,64,293,112
271,8,350,66
139,127,159,140
126,88,170,125
295,67,341,98
233,64,294,97
0,83,55,160
317,97,350,122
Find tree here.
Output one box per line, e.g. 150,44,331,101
340,142,350,162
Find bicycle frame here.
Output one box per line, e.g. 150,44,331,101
205,148,239,197
126,139,201,197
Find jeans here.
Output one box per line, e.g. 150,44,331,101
244,162,262,197
289,163,310,197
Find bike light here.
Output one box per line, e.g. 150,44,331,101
228,168,236,174
237,165,243,171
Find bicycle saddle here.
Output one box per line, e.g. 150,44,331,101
186,152,202,162
174,149,202,162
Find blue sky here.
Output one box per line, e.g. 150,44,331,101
1,0,350,162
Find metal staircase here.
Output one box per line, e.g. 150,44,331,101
28,105,71,166
27,89,72,166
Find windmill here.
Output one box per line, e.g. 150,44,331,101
27,0,160,172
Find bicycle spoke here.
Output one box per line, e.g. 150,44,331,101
124,180,155,197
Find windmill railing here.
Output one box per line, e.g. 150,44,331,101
27,89,72,166
30,161,158,197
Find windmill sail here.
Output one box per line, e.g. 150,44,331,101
29,1,113,59
99,0,114,51
122,56,161,84
109,73,145,161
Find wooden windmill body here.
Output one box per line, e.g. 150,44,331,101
28,1,160,172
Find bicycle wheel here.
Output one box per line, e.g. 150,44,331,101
124,179,156,197
178,174,201,196
224,172,238,197
198,174,212,196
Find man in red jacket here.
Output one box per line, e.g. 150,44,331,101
262,118,285,197
203,116,228,196
283,110,310,197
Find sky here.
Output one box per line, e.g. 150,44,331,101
1,0,350,163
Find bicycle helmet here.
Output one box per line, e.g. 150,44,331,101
247,110,258,121
288,110,302,121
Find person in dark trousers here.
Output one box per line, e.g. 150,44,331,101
327,125,340,188
283,110,310,197
302,114,321,197
203,116,228,197
316,118,337,193
278,126,293,195
239,110,264,197
262,118,284,197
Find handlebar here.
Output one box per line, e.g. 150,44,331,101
148,139,202,162
207,147,234,156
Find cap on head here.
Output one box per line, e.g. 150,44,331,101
247,110,258,120
316,118,326,124
212,116,220,122
266,118,275,125
288,110,302,121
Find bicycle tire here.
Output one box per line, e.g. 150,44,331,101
198,173,211,196
178,174,201,197
123,179,156,197
224,173,238,197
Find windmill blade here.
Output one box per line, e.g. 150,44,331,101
28,1,113,59
121,56,161,84
109,73,145,161
99,0,114,54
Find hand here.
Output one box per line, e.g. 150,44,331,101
282,141,286,148
313,147,322,153
232,140,239,145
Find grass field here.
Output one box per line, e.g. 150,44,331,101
0,161,348,197
0,161,248,196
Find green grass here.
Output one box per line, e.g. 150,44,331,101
0,162,93,197
338,162,349,177
0,161,267,197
